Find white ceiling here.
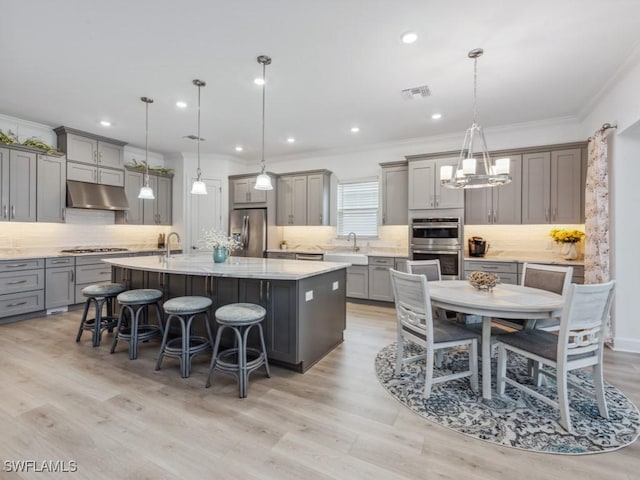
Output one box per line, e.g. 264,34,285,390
2,0,640,164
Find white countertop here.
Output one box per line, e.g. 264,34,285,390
464,254,583,266
102,253,349,280
0,248,167,261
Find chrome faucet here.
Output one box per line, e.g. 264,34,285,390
347,232,360,252
165,232,181,258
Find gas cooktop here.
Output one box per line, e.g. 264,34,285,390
60,248,129,254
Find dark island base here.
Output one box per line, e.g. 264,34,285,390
112,267,347,373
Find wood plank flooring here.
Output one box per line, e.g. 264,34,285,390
0,303,639,479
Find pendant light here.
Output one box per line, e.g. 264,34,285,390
254,55,273,190
440,48,511,189
137,97,155,200
190,79,208,195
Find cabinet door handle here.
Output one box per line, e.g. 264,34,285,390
493,210,497,223
488,211,491,223
430,195,434,208
545,207,549,222
435,195,439,208
259,280,264,302
7,279,28,285
552,207,557,221
6,263,28,268
69,270,74,282
50,260,68,264
11,205,15,219
7,301,27,307
266,281,270,303
93,170,97,181
2,205,6,218
62,208,66,221
94,151,98,162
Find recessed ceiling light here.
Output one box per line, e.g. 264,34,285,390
235,145,243,152
254,78,265,86
431,113,442,120
176,101,187,108
100,120,111,127
401,31,418,44
286,137,296,143
351,126,360,133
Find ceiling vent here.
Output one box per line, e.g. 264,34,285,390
184,134,206,141
401,85,431,100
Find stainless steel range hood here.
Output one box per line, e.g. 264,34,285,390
66,180,129,211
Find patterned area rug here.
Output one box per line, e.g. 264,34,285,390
375,342,640,454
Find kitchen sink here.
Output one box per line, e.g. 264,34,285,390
323,252,368,265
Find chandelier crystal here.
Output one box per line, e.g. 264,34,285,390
254,55,273,191
440,48,511,189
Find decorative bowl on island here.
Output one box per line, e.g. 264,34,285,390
468,271,499,291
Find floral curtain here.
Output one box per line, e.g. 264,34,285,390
585,129,612,342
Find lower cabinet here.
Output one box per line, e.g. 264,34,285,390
463,260,518,285
45,257,75,309
74,255,115,303
0,258,45,319
368,257,394,302
346,266,368,299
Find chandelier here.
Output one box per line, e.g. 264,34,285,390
440,48,511,189
190,79,208,195
137,97,155,200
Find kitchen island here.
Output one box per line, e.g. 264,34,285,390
102,254,348,372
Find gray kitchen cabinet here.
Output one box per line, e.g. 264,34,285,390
306,172,330,226
465,155,522,225
368,256,394,302
55,127,125,169
346,265,368,299
380,162,408,225
0,258,45,320
115,169,144,224
75,255,116,303
277,175,307,225
230,176,268,206
463,259,519,285
143,173,172,225
37,154,67,223
66,161,124,187
408,156,463,210
394,257,408,272
522,148,583,224
0,147,37,222
45,257,75,309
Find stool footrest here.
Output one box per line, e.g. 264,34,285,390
215,347,267,374
163,336,211,357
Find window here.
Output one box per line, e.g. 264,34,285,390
337,179,379,237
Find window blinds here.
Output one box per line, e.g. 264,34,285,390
337,180,379,237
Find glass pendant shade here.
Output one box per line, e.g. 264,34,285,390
254,172,273,190
254,55,274,191
138,97,155,199
190,179,207,195
440,48,512,190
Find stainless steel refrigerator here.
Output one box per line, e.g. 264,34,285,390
229,208,267,257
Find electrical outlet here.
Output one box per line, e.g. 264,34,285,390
305,290,313,301
332,281,339,290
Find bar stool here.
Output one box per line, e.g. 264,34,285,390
205,303,270,398
110,289,164,360
156,296,214,378
75,282,126,347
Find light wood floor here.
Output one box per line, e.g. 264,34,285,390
1,303,639,480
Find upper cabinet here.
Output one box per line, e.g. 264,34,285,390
465,155,522,225
230,175,268,206
276,170,331,226
55,126,126,187
407,156,464,210
55,127,125,169
380,161,408,225
0,146,37,222
36,154,67,223
521,147,584,224
116,169,172,225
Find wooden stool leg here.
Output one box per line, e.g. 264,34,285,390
206,325,226,388
76,297,92,342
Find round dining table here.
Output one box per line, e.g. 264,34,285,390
427,280,564,400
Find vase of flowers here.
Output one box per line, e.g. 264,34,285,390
549,228,584,260
199,230,241,263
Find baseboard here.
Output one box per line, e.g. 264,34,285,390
611,336,640,354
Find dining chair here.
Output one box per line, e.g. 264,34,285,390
389,269,479,398
406,259,441,281
494,263,574,332
495,280,615,433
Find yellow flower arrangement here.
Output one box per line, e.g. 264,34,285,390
549,228,585,244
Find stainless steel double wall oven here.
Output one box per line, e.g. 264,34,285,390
409,210,463,279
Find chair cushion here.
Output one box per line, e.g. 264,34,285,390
117,289,163,304
163,296,212,315
403,320,480,344
82,282,126,297
496,329,595,362
216,303,266,324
